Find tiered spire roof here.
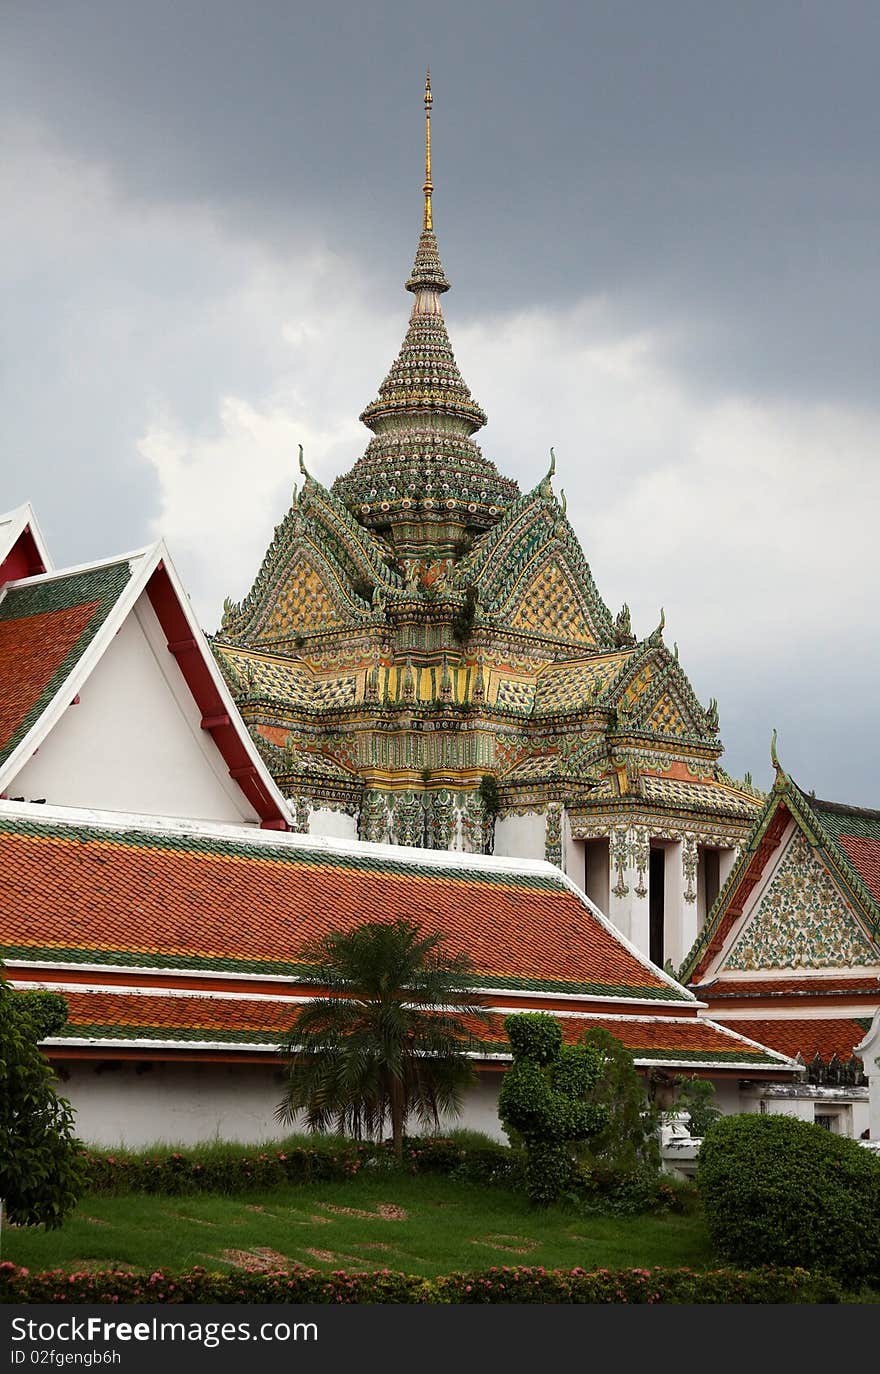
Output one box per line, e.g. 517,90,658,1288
332,73,518,542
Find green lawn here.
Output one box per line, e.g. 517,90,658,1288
3,1176,714,1279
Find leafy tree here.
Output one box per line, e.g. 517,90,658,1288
574,1027,660,1173
670,1074,722,1137
276,919,488,1162
0,976,83,1229
498,1012,607,1205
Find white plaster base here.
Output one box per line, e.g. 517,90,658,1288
56,1060,835,1150
59,1062,509,1149
307,807,359,842
493,812,546,862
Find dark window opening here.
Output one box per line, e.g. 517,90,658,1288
649,847,665,968
584,837,610,912
703,847,720,914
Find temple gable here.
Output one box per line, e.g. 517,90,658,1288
728,831,877,970
508,554,597,645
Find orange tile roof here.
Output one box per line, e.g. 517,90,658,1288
0,603,99,749
0,561,132,765
711,1017,871,1063
46,987,786,1066
839,837,880,904
0,816,684,1000
703,976,880,1000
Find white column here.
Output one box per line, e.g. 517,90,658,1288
719,846,737,887
856,1011,880,1140
563,812,585,890
606,826,651,956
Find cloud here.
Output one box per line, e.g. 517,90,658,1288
2,124,877,802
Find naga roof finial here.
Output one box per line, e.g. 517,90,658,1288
298,444,308,479
539,447,556,498
770,727,784,781
423,69,433,233
646,606,665,647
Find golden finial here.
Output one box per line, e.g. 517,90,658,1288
423,69,433,232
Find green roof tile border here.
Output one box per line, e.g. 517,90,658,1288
51,1023,779,1064
0,940,682,999
0,814,571,893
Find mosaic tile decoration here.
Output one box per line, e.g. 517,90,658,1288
728,832,877,970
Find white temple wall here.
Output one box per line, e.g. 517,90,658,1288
60,1062,508,1149
493,811,546,862
14,596,258,824
307,806,359,842
61,1062,289,1148
60,1062,827,1150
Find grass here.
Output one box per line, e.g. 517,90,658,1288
3,1175,714,1279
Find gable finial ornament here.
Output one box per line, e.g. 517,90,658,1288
539,447,556,499
770,727,785,783
646,607,665,646
705,697,719,735
614,602,633,646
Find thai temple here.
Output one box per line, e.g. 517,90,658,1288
213,75,765,975
0,78,877,1149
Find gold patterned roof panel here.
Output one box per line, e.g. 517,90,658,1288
216,647,314,709
645,691,694,738
501,752,563,783
622,663,653,708
507,556,598,645
491,674,537,715
534,651,635,715
639,774,763,819
253,556,346,641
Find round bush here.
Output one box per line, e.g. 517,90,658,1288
697,1113,880,1285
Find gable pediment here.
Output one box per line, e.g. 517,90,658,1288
728,831,878,971
457,491,615,647
508,555,597,645
615,655,714,743
252,552,346,642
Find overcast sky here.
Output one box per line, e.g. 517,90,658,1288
2,1,878,802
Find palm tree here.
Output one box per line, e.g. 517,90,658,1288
276,918,489,1161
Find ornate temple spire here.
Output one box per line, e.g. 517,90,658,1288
424,69,433,232
332,74,519,550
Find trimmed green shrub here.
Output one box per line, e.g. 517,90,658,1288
498,1013,607,1205
579,1164,696,1217
79,1136,519,1196
0,1261,842,1305
697,1113,880,1284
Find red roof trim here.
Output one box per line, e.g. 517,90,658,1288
0,527,47,585
145,566,288,829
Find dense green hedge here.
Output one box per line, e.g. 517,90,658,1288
81,1138,517,1196
697,1114,880,1285
0,1261,842,1305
